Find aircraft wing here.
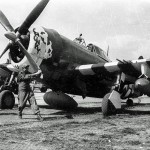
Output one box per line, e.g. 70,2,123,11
75,58,150,80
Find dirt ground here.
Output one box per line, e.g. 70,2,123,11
1,91,150,150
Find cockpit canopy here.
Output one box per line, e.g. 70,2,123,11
87,43,110,62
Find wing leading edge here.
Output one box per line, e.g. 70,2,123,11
75,58,150,79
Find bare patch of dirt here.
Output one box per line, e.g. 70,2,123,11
1,94,150,150
1,105,150,150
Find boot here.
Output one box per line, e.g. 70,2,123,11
37,113,43,121
18,107,22,119
18,112,22,119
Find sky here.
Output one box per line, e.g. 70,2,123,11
0,0,150,62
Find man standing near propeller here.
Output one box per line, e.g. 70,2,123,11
17,63,43,121
0,0,50,120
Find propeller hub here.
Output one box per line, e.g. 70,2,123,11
4,32,17,42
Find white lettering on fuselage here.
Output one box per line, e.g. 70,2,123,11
32,27,53,59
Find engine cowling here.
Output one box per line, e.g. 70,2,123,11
9,26,54,73
43,91,78,110
135,78,150,96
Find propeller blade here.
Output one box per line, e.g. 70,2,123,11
5,32,38,73
18,0,49,34
17,41,39,72
0,10,14,31
0,43,11,59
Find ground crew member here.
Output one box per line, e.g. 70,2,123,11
17,64,43,121
74,33,86,46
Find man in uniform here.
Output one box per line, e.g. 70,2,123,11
74,33,86,46
17,64,43,121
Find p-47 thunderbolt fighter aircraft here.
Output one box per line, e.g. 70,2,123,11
0,0,149,116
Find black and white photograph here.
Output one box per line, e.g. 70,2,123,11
0,0,150,149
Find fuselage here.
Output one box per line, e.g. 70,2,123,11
40,28,112,97
9,26,112,97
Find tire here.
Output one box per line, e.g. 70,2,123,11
126,99,133,107
40,86,47,93
102,93,116,116
0,90,15,109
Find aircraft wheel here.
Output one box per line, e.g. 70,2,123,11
126,98,133,107
40,86,47,93
102,93,116,116
0,90,15,109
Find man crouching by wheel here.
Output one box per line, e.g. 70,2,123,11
17,64,43,121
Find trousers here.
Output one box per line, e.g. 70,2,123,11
18,90,40,114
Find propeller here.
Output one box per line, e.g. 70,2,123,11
0,10,14,32
0,10,15,58
0,0,50,71
18,0,49,35
0,43,12,59
5,32,38,72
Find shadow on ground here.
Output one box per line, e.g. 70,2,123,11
120,103,150,115
40,103,150,116
2,103,150,119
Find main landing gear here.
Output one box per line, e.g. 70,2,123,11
102,93,116,116
126,98,133,107
0,90,15,109
0,72,17,109
102,73,125,116
102,90,121,116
